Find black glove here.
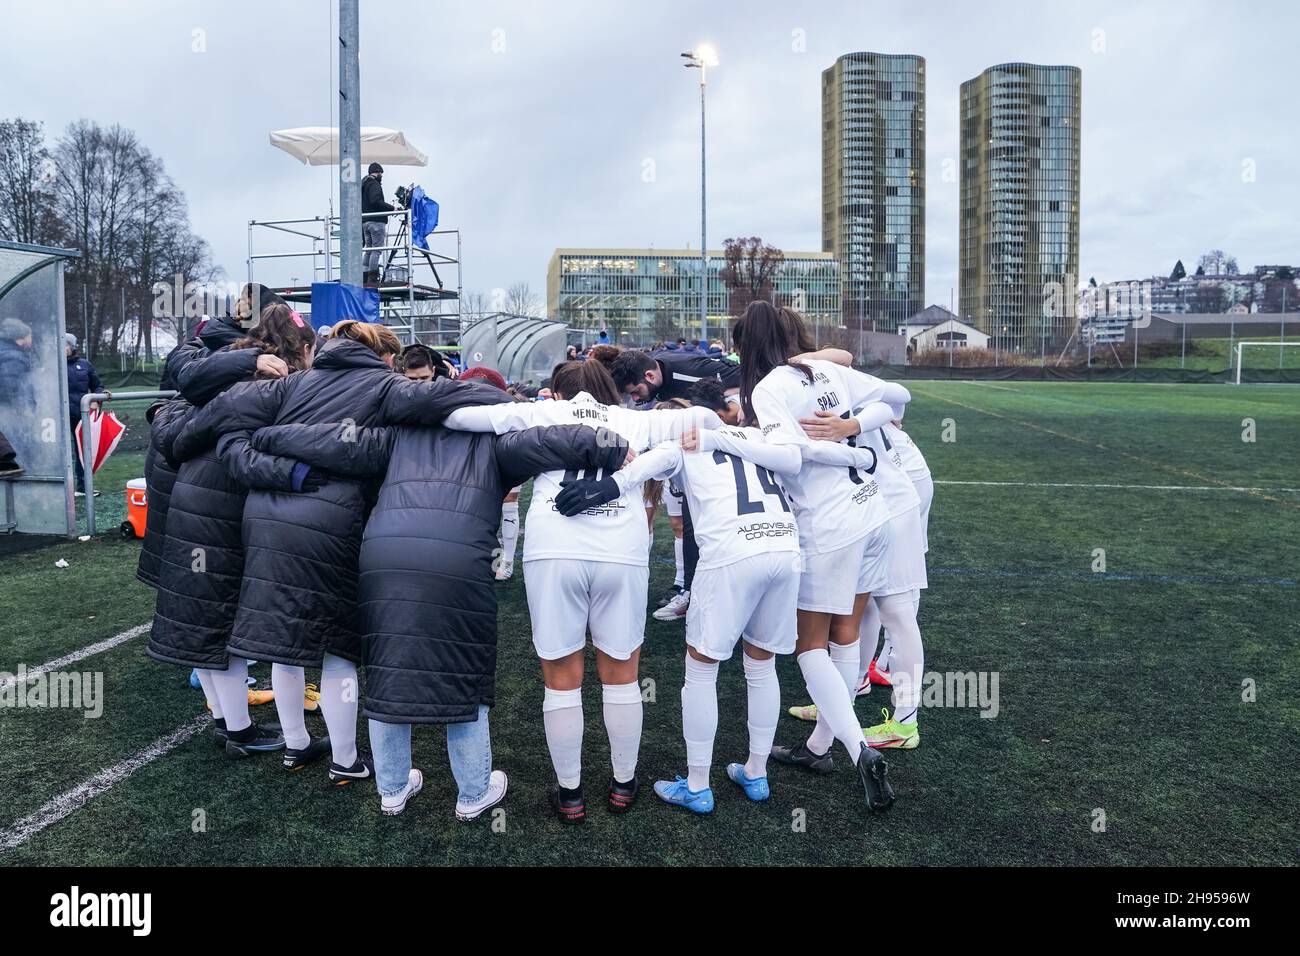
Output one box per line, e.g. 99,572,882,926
592,426,630,472
554,476,621,517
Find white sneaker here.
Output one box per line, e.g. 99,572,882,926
652,589,690,621
380,768,423,816
455,769,508,821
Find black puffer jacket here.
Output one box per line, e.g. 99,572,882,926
137,318,258,588
253,420,629,723
171,337,512,668
146,356,298,670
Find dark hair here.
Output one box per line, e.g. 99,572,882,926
609,349,657,391
734,301,815,426
549,359,620,405
588,343,622,372
234,283,283,324
232,303,317,373
687,377,727,414
399,343,442,374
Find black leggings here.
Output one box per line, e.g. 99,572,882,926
681,498,699,591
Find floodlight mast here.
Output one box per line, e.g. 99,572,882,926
339,0,362,287
682,45,716,344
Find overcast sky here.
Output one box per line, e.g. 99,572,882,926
3,0,1296,308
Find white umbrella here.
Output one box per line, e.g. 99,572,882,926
269,127,428,167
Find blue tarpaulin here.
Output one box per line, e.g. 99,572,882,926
309,281,379,329
409,186,440,250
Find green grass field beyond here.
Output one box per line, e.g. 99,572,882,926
1,381,1297,866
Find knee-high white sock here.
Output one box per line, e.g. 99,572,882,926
602,682,643,784
798,648,866,764
271,663,309,750
877,592,924,724
681,655,718,790
858,598,883,681
209,660,250,732
499,500,520,568
320,652,359,767
807,639,861,754
543,687,584,789
673,536,685,589
196,669,223,721
742,653,779,779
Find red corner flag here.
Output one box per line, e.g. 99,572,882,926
74,409,126,474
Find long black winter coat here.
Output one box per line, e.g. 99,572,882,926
252,420,629,723
171,337,512,668
136,317,257,589
145,354,298,670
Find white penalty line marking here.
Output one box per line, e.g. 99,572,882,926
935,480,1300,494
0,623,151,692
0,714,209,853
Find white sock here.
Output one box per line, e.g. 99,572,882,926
673,536,685,589
209,660,251,732
271,663,309,750
499,500,519,568
681,654,718,791
859,598,883,682
807,639,860,752
602,681,643,784
196,669,223,720
543,686,583,789
320,652,359,767
877,591,924,726
798,648,866,764
742,652,779,779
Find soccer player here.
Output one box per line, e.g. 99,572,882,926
444,359,720,822
558,419,809,812
736,302,909,811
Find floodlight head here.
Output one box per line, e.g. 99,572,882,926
695,44,718,67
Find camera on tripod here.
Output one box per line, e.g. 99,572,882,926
394,183,417,209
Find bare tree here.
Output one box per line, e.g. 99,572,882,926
504,281,543,317
460,288,490,321
0,117,62,246
719,237,784,316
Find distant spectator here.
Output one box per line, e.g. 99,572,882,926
65,333,107,496
0,318,34,410
565,345,580,362
597,328,610,346
362,162,395,284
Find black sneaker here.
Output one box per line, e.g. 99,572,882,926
212,717,228,749
224,722,286,757
547,782,586,824
281,736,332,771
856,743,895,812
329,754,374,786
770,740,835,774
607,776,639,814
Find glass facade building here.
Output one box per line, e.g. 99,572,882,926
546,248,839,344
822,52,926,334
959,63,1081,354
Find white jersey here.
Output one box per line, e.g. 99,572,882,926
750,361,894,555
884,421,931,483
445,392,720,566
859,425,920,516
617,426,800,571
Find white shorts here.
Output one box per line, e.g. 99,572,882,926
913,475,933,554
661,480,684,518
876,505,929,596
686,551,800,660
523,559,649,661
798,522,893,615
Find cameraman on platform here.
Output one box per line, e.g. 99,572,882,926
362,162,395,285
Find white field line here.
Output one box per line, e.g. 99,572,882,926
0,714,209,853
934,479,1300,493
0,623,151,691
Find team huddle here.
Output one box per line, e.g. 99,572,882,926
139,288,933,822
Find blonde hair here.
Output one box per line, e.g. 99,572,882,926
330,319,401,357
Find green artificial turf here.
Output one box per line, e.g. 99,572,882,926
1,381,1297,866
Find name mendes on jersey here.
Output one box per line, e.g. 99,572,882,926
736,519,797,541
569,407,609,423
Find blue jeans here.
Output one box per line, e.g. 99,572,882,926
369,706,492,803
